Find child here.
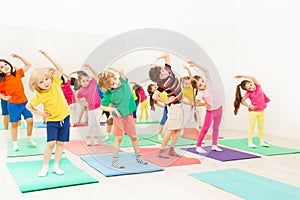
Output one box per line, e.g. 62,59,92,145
147,83,168,141
0,88,9,130
0,54,35,151
234,75,270,148
132,82,149,122
76,65,102,146
61,73,76,127
148,52,183,159
98,67,148,168
26,50,71,176
190,61,223,153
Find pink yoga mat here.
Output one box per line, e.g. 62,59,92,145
64,140,121,156
139,148,201,167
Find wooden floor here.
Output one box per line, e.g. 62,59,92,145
0,125,299,200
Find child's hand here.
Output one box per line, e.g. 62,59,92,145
2,95,11,101
187,61,196,66
84,64,92,70
234,75,243,79
112,108,121,117
38,50,49,58
249,104,256,110
166,96,175,104
10,54,21,59
41,111,51,118
204,102,212,109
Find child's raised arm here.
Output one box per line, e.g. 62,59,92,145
183,64,193,79
188,61,210,80
153,52,170,66
38,50,63,78
235,75,260,85
84,64,98,80
10,54,31,72
108,66,126,80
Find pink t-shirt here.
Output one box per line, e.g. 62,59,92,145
195,79,222,110
77,78,101,110
245,84,270,112
61,80,76,105
138,86,147,102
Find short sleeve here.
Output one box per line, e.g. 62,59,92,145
30,95,41,107
101,90,112,106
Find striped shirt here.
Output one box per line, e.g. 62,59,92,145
157,64,182,104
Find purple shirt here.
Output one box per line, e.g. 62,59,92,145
77,78,101,110
245,84,270,112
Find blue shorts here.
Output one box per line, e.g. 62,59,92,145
8,102,33,122
1,99,9,115
160,107,168,125
46,115,70,142
132,100,139,118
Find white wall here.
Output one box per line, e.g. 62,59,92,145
0,0,299,138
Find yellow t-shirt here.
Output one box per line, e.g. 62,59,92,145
182,86,196,103
30,76,71,121
131,88,137,101
159,91,168,101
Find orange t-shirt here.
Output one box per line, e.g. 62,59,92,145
0,69,27,104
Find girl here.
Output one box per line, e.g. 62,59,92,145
98,67,148,168
190,61,223,153
61,73,76,127
0,54,35,151
26,50,71,176
132,82,149,122
76,65,102,146
147,83,168,141
234,75,270,148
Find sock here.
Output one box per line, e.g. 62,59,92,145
27,136,37,146
168,147,180,157
12,141,19,151
112,157,124,168
52,163,64,175
158,149,169,159
135,153,148,164
38,164,49,177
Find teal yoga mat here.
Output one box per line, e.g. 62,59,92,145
7,137,47,157
138,133,197,146
99,134,156,148
135,120,159,124
6,158,99,193
0,120,26,130
189,168,300,200
218,137,300,156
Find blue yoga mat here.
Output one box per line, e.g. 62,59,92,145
6,158,99,193
189,168,300,200
81,152,163,177
33,122,47,128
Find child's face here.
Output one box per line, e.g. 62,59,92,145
79,76,89,88
245,82,256,91
38,76,52,90
110,77,121,89
159,68,169,80
0,61,12,74
183,79,191,88
151,84,158,93
196,78,206,90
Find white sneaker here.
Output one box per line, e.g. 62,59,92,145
196,147,207,154
13,142,19,151
260,142,270,147
86,139,92,146
102,134,109,142
38,165,48,177
248,142,257,148
28,138,37,147
93,138,99,146
211,145,222,152
52,167,64,175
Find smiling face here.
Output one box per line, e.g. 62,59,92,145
0,61,13,75
110,76,121,89
245,82,256,91
183,79,191,89
79,75,89,88
37,75,52,90
196,77,206,90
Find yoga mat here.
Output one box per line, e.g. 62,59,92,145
0,120,26,130
80,152,163,177
189,168,300,200
138,133,198,146
99,134,156,148
6,158,99,193
73,122,88,127
139,148,201,167
7,137,48,157
181,146,260,161
64,140,122,156
218,137,300,156
33,122,46,128
136,120,159,124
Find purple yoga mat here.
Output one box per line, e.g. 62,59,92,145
181,146,260,161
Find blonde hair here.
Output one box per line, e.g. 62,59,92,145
29,68,54,92
98,71,115,89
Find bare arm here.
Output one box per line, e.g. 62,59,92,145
153,90,175,105
188,61,210,80
84,64,98,80
26,103,51,118
10,54,31,72
38,50,63,78
183,64,193,79
153,52,170,65
241,96,256,110
100,105,121,117
108,66,126,80
235,75,260,85
62,72,71,80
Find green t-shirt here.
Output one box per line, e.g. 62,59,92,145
101,77,136,117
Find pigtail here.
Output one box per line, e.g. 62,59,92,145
233,84,242,115
147,84,157,111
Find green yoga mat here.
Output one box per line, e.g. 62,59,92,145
6,158,99,193
99,134,157,148
189,168,300,200
0,120,26,130
135,120,159,125
218,137,300,156
138,133,197,146
7,137,49,157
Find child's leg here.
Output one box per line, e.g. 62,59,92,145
257,111,269,146
84,108,88,123
3,115,9,130
112,136,124,168
129,134,148,164
212,107,222,145
138,102,143,121
52,141,65,175
11,122,19,151
168,130,180,156
143,100,149,121
248,112,257,145
196,110,213,147
38,141,55,176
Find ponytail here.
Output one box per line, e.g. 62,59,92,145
233,84,242,115
147,84,157,111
